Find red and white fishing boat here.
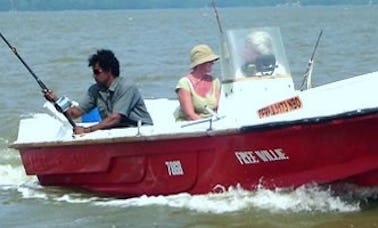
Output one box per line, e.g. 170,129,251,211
9,27,378,197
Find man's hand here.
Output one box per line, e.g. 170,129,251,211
42,89,57,102
74,126,91,135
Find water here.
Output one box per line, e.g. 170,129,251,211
1,5,378,227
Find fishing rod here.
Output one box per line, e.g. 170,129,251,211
211,0,224,34
0,32,76,128
300,29,323,90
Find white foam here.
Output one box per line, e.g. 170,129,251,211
0,164,31,186
92,185,361,213
17,182,49,200
0,141,33,188
11,182,368,213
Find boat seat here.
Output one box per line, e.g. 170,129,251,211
81,107,101,122
144,98,179,128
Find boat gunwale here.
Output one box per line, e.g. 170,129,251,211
241,106,378,133
9,107,378,150
8,127,241,149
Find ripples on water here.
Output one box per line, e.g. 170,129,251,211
0,5,378,227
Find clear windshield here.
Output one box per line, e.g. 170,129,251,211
220,27,291,79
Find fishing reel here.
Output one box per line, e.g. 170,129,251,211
55,96,74,113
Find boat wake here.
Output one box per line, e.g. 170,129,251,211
92,184,364,213
0,138,33,187
13,182,378,214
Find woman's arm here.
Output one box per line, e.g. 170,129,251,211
177,88,201,120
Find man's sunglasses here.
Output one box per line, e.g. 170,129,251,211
93,69,103,75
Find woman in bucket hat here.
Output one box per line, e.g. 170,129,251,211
174,44,221,121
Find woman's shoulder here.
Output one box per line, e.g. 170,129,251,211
178,75,191,83
211,76,220,82
207,75,220,85
176,75,191,89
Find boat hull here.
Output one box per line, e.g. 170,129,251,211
18,109,378,197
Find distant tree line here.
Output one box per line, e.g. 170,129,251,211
0,0,376,11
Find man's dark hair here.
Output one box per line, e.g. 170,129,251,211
88,49,120,77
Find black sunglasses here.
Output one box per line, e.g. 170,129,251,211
93,69,103,75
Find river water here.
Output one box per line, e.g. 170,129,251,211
0,5,377,227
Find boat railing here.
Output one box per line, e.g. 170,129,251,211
180,113,226,130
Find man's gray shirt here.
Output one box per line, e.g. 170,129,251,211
79,77,153,127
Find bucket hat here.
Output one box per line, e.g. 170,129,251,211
190,44,219,69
